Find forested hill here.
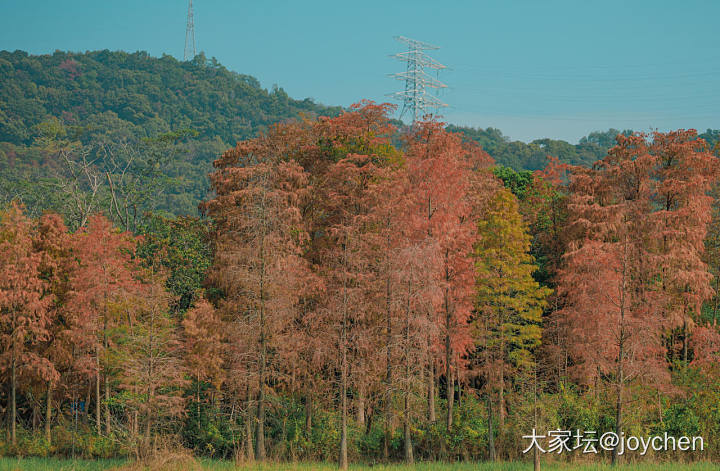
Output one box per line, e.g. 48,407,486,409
0,49,339,144
0,49,341,222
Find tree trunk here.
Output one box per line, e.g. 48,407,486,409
612,362,624,466
96,347,101,433
499,362,505,431
498,313,506,433
338,354,348,469
403,279,414,463
105,374,111,435
338,238,349,470
256,242,267,461
256,364,265,460
10,318,16,446
403,393,413,464
356,384,365,426
145,384,155,449
444,252,454,430
305,394,312,435
612,248,628,467
384,273,392,460
487,393,495,461
340,335,348,470
428,358,436,422
85,382,91,423
245,404,255,462
455,355,462,409
45,383,52,443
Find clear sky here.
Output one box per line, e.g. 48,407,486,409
1,0,719,143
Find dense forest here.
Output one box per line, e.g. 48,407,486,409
2,101,720,467
2,51,720,469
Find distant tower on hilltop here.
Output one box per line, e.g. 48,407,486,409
389,36,448,123
184,0,196,61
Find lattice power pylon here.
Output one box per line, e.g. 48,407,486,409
389,36,448,123
184,0,196,61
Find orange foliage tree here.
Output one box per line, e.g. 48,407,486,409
0,203,52,445
66,214,140,435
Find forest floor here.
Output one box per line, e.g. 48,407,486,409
0,457,717,471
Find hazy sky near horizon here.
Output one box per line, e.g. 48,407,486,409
1,0,719,143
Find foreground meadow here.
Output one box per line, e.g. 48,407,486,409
0,457,717,471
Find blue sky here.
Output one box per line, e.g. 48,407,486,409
1,0,719,142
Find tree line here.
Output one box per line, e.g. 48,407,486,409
2,103,720,467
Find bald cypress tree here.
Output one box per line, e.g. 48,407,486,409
473,187,551,449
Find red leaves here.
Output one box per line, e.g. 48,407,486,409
203,102,500,453
691,324,720,371
0,203,53,384
555,130,720,387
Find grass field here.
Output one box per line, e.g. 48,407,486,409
0,457,716,471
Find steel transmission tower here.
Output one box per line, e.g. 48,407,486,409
184,0,196,61
389,36,448,123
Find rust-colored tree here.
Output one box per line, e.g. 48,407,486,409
205,142,309,461
182,296,226,402
402,122,493,429
32,212,75,443
316,153,382,469
298,101,399,469
648,130,718,364
0,203,52,445
120,261,187,455
66,214,140,435
556,134,679,465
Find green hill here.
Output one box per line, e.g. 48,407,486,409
0,49,341,223
0,49,339,145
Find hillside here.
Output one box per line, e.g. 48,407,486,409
0,49,340,145
0,50,341,222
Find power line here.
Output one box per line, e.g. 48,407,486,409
388,36,448,123
184,0,196,61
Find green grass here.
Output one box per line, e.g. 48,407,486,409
0,457,124,471
0,457,716,471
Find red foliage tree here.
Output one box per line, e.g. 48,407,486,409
555,131,719,464
119,262,187,452
0,203,52,444
66,214,140,434
401,122,493,429
648,130,719,362
182,296,226,394
205,140,310,461
32,212,74,443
